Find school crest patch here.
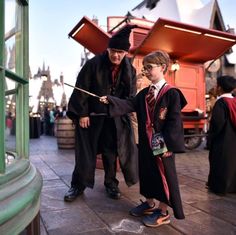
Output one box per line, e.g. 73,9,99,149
159,107,167,120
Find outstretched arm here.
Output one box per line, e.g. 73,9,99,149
100,95,136,117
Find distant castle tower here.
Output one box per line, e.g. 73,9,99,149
59,73,67,108
37,62,55,104
30,64,68,113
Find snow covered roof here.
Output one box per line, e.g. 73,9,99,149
131,0,236,64
131,0,215,28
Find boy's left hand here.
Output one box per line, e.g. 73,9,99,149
162,151,172,158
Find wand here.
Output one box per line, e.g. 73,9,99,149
64,82,101,98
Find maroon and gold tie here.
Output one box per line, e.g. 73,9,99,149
146,85,156,115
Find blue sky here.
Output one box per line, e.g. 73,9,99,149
29,0,140,85
29,0,236,95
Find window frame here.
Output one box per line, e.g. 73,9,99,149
0,0,29,173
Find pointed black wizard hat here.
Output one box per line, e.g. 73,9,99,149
108,24,137,51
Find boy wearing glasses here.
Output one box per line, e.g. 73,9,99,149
100,50,186,227
64,25,138,202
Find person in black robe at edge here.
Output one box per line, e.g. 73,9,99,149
43,107,51,135
64,24,139,201
206,75,236,194
100,50,186,227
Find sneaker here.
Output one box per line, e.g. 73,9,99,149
129,200,156,217
142,209,170,227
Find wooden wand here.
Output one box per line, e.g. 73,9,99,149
64,82,101,98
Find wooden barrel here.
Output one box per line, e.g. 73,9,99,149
56,118,75,149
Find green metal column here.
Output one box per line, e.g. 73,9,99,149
0,0,6,173
15,2,29,158
22,1,29,158
0,1,43,234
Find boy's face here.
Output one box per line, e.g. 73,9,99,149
142,62,166,84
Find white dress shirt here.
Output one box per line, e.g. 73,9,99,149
150,79,166,99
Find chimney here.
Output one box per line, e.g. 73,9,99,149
92,15,98,25
226,25,235,34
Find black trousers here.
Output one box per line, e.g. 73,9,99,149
71,117,119,189
99,118,119,188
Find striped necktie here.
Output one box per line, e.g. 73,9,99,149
146,85,156,115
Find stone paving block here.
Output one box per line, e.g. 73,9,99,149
178,174,204,186
29,155,44,164
177,168,208,182
48,228,113,235
175,152,209,182
60,175,71,187
184,179,208,193
41,206,107,235
109,218,181,235
87,194,135,215
83,177,139,206
120,184,142,204
47,162,74,176
41,185,83,212
37,152,71,164
30,138,58,152
42,179,66,189
79,187,106,203
33,161,60,181
191,198,236,225
180,202,201,216
178,174,196,185
180,185,220,204
171,210,236,235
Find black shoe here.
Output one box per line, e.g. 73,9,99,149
105,186,121,200
64,186,85,202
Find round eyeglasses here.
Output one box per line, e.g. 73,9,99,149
141,64,162,73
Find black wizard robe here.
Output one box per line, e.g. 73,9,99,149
207,95,236,194
107,84,187,219
67,51,138,188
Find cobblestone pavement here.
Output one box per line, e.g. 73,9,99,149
29,136,236,235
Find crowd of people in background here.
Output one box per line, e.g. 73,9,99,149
43,105,67,136
5,105,68,138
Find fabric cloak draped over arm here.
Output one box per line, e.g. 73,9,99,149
107,95,136,117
